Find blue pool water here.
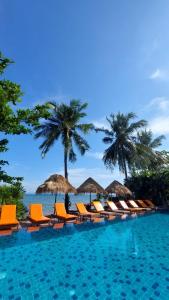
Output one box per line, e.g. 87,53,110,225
0,213,169,299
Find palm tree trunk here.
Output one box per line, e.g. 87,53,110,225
64,147,68,179
124,160,128,180
122,147,128,180
64,147,69,212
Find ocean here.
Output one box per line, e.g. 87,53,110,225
23,193,97,214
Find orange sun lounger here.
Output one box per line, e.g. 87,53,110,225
54,203,78,221
128,200,149,211
92,201,116,219
29,204,50,223
0,205,19,227
119,201,143,213
136,200,152,210
144,200,156,209
76,203,100,219
106,201,131,214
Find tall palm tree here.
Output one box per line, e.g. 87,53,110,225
135,129,165,170
137,129,165,149
95,112,147,179
34,100,93,209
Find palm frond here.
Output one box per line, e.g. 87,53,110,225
103,137,113,144
95,127,113,138
68,143,77,162
103,143,118,170
127,119,147,133
73,132,90,155
125,112,137,120
76,123,94,133
39,133,59,157
46,101,59,111
96,112,151,177
150,135,165,148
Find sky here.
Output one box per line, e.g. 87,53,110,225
1,0,169,192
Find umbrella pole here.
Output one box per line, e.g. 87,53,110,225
54,193,57,203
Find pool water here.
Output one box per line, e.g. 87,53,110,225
0,213,169,300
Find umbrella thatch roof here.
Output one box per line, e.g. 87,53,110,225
77,177,106,194
36,174,77,194
105,180,132,196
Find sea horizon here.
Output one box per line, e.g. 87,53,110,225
23,193,97,214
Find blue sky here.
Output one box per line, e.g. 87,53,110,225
1,0,169,192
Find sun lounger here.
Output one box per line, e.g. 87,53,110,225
29,204,50,223
119,201,143,212
54,203,78,221
144,200,156,209
128,200,149,211
92,201,116,219
136,200,152,210
106,201,131,214
76,203,99,219
0,205,19,227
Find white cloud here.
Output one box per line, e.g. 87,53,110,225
147,97,169,111
32,92,70,106
149,116,169,134
149,68,169,81
24,167,124,192
92,117,109,130
86,152,103,160
143,96,169,135
23,181,41,193
61,167,124,188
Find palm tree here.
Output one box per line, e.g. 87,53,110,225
135,130,165,170
95,112,147,179
137,129,164,149
34,100,93,209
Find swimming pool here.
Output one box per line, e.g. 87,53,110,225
0,213,169,299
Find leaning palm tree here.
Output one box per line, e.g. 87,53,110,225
95,112,147,179
135,129,165,171
34,100,93,210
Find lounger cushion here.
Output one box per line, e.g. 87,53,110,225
57,214,77,219
0,205,19,226
29,204,50,222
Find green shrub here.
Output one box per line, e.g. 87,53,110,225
125,168,169,206
0,183,27,219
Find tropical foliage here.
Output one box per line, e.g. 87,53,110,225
95,112,147,179
133,129,167,171
35,100,93,209
0,183,27,219
0,51,51,218
125,168,169,206
1,51,169,211
95,113,168,179
0,51,50,184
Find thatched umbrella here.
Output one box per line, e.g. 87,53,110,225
77,177,106,203
36,174,77,203
105,180,132,197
